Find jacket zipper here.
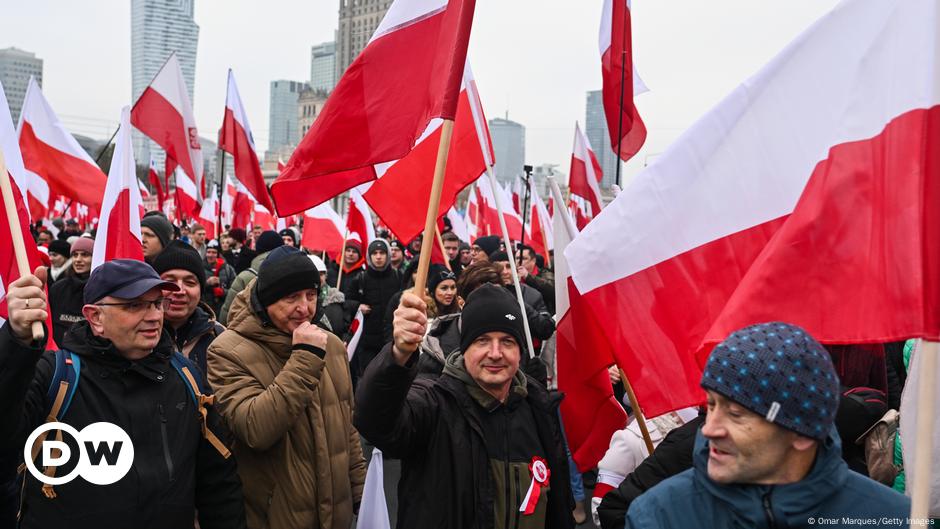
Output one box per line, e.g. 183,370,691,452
512,465,522,529
762,490,776,528
503,408,512,529
158,404,174,482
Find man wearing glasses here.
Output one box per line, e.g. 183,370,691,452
0,259,246,529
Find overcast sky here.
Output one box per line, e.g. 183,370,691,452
5,0,839,185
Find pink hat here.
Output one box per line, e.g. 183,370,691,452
70,237,95,255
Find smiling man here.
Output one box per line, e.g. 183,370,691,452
355,283,575,529
625,322,910,529
207,246,365,529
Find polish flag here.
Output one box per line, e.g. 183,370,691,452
131,52,204,203
346,187,376,249
600,0,647,161
465,181,483,239
230,179,255,231
568,122,604,220
302,202,346,258
362,64,491,243
253,203,275,231
567,0,940,417
174,166,200,221
17,77,107,212
195,185,218,240
220,70,273,213
447,207,470,244
148,156,166,210
552,179,627,471
568,195,592,232
476,175,523,241
346,309,366,362
220,175,237,228
92,107,144,270
271,0,477,215
528,182,553,259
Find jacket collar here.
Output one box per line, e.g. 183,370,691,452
441,351,528,412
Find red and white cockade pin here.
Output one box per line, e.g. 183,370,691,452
519,456,550,515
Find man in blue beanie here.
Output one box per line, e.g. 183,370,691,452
625,322,910,528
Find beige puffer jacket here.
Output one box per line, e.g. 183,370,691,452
207,279,366,529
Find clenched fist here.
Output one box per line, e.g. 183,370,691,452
391,291,427,364
292,321,328,351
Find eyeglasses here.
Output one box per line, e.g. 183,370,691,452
95,297,171,313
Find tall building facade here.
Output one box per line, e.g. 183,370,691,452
298,88,329,138
0,47,43,123
585,90,620,190
335,0,393,80
310,41,336,93
268,80,308,154
131,0,200,165
488,117,526,185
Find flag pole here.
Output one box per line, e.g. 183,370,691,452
486,165,537,360
0,149,44,341
613,0,629,189
216,151,226,240
413,120,455,296
434,226,452,272
910,340,938,522
519,168,532,251
336,229,350,289
618,368,655,454
93,125,120,166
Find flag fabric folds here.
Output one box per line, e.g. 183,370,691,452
220,70,273,213
600,0,647,162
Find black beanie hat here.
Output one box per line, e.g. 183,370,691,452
489,251,510,263
257,246,320,307
141,214,173,248
48,239,71,257
256,230,284,254
428,263,456,293
278,228,298,247
473,235,501,257
152,240,206,288
459,283,525,353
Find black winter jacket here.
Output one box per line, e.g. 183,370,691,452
348,266,401,364
47,271,88,345
165,303,224,382
355,345,575,529
0,321,245,529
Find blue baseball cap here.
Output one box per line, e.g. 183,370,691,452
83,259,180,304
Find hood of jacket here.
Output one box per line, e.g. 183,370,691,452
442,350,527,411
366,239,391,272
690,424,849,525
168,302,218,347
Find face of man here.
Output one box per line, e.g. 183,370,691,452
460,248,471,266
443,240,459,261
266,288,318,334
344,247,360,266
206,248,219,264
495,260,513,285
520,249,537,274
370,249,388,269
49,252,68,268
65,223,80,234
71,250,91,275
464,331,521,399
253,226,263,239
160,270,201,328
282,235,295,247
83,287,167,359
470,245,489,265
37,232,52,245
192,229,206,245
434,279,457,307
390,246,404,266
221,237,232,251
141,227,163,258
701,390,811,485
409,236,422,253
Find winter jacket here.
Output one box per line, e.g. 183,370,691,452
220,251,271,325
510,283,555,347
47,269,89,345
415,312,462,377
355,344,575,529
0,321,245,529
624,427,910,529
166,302,224,381
203,257,237,316
320,286,351,339
524,269,555,315
596,416,703,529
207,280,366,529
347,264,401,375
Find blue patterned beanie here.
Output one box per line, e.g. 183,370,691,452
701,322,840,440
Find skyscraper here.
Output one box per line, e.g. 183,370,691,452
268,80,308,154
0,47,43,123
585,90,620,190
310,41,336,93
335,0,393,80
488,117,526,186
131,0,200,164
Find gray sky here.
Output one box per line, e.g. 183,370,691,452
5,0,839,185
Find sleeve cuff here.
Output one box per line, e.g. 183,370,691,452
293,343,326,359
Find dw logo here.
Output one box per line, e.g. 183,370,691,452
23,422,134,485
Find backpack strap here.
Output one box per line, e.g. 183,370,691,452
169,353,231,459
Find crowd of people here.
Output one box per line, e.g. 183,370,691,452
0,211,921,528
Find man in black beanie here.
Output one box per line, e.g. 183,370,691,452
355,284,575,529
219,230,284,324
471,235,501,265
207,246,366,529
152,241,223,378
141,212,174,262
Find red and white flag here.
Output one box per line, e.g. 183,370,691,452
173,166,200,221
552,179,626,471
17,77,107,213
346,310,366,361
148,155,166,210
220,70,273,213
361,63,491,243
195,185,219,240
600,0,647,161
131,52,204,203
271,0,477,215
447,206,470,244
346,187,376,248
568,122,604,221
253,203,275,231
302,201,346,258
528,181,553,260
92,107,144,270
567,0,940,418
476,175,523,241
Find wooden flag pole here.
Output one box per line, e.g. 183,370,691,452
336,229,350,289
619,368,655,455
0,149,44,341
434,226,452,272
910,340,938,522
413,120,455,296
